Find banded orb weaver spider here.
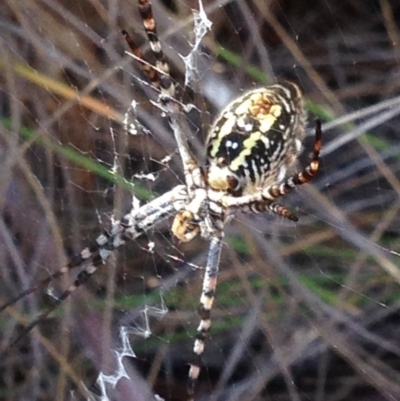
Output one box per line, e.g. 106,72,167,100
0,0,321,400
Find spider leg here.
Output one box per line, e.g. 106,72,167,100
136,0,204,191
238,201,299,222
0,186,186,354
123,0,203,193
188,234,223,401
0,241,105,315
136,0,175,99
122,29,162,91
2,262,99,355
122,0,174,100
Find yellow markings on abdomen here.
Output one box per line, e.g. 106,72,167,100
229,104,282,172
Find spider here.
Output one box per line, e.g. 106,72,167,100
0,0,322,400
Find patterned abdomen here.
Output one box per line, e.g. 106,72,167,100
206,82,307,195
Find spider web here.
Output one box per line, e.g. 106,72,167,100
1,1,400,401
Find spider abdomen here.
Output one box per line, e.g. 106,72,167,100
206,82,306,196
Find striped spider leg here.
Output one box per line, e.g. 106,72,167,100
122,0,203,195
0,186,187,354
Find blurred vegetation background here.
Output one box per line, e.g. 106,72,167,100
1,0,400,400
